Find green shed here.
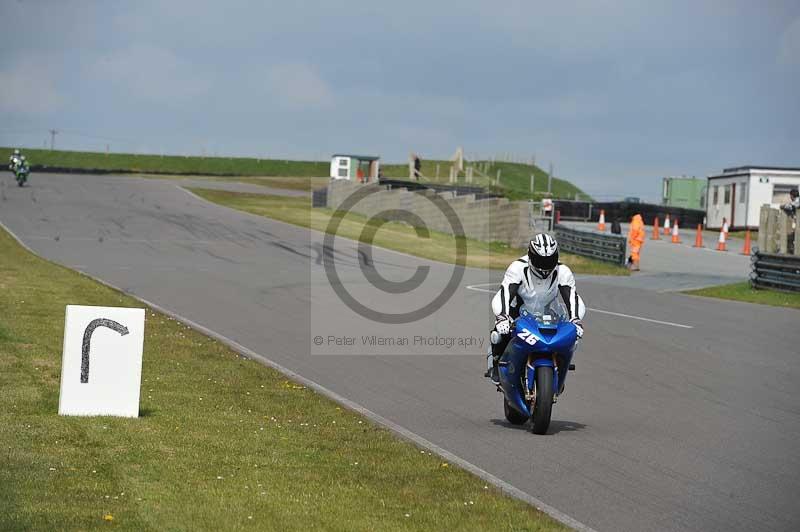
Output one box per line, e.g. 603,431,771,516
662,176,706,210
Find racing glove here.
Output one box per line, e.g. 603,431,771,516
495,315,513,335
570,318,584,338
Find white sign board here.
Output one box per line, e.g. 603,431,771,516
58,305,145,417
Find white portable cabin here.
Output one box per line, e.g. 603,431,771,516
705,166,800,230
329,154,380,183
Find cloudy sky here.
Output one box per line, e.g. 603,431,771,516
1,0,798,200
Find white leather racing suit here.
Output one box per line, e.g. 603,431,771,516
492,256,579,322
488,256,581,363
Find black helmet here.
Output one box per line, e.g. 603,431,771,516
791,188,799,199
528,233,559,279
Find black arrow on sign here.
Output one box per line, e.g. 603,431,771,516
81,318,129,383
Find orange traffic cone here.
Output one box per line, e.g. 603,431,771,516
741,229,751,255
598,209,606,231
652,217,661,240
716,228,727,251
671,220,681,243
663,215,671,235
693,224,703,247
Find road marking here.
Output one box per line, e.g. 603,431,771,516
466,283,694,329
587,308,693,328
0,218,597,532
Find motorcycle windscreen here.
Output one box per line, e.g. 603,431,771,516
519,292,569,326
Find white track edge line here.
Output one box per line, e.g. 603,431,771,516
466,284,693,329
0,218,597,532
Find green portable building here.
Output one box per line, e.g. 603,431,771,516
662,177,706,210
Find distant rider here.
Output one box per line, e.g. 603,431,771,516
9,148,21,170
484,233,584,390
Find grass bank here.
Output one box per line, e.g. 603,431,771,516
3,146,329,177
5,147,588,201
381,160,587,201
0,226,567,531
187,188,627,275
684,282,800,309
140,174,329,192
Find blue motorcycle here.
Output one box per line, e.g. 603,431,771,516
498,298,579,434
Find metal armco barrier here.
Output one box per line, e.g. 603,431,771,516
554,200,705,227
554,225,627,265
751,251,800,292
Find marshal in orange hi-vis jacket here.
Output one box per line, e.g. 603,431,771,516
627,214,645,271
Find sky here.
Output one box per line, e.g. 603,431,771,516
1,0,798,201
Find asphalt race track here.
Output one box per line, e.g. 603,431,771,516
2,174,799,532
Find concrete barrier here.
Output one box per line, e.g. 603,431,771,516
326,180,530,247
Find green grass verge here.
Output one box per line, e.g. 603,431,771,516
3,146,329,177
381,160,588,201
724,229,757,238
4,147,587,200
684,282,800,309
0,227,568,531
139,174,329,192
187,188,627,275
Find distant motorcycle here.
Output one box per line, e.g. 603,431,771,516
13,163,29,187
497,295,579,434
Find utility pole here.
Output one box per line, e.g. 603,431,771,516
49,129,58,150
530,173,535,195
548,163,553,194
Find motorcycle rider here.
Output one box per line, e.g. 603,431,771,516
13,155,30,186
9,149,21,170
484,233,584,389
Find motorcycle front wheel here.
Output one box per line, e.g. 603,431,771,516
503,397,528,425
531,366,553,434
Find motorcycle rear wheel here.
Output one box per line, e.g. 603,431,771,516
531,366,554,434
503,398,528,425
